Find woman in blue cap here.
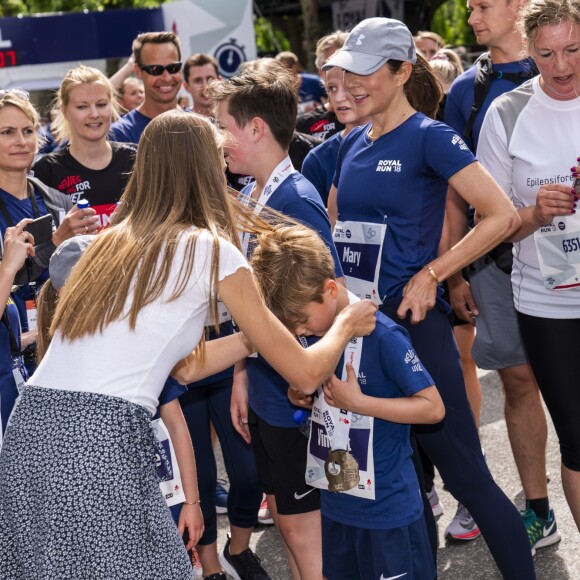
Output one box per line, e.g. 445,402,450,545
324,17,535,579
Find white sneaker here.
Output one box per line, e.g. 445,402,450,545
445,502,481,541
426,486,443,517
257,496,274,525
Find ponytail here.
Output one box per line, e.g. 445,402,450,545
388,54,442,119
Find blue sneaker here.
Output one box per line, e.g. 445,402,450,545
522,508,561,555
215,479,229,515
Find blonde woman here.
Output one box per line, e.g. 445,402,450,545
0,90,98,381
33,65,136,230
0,110,375,579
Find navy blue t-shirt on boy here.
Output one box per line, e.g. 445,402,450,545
319,311,433,529
243,172,343,428
333,114,475,301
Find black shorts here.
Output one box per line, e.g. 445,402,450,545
248,408,320,515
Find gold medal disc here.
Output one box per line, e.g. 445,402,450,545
324,449,360,492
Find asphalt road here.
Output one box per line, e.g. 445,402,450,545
214,369,579,579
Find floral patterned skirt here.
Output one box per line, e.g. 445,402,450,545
0,385,192,580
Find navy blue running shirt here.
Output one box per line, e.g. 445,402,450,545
333,114,475,300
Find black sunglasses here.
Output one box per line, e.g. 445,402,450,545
140,62,182,76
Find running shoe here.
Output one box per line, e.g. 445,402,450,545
191,547,203,578
215,479,229,514
444,502,481,541
522,507,561,555
426,486,443,517
219,534,271,580
257,496,274,525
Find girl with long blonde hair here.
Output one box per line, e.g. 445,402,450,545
0,110,375,579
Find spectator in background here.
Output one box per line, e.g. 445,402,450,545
302,63,370,206
414,30,446,60
183,53,221,118
275,51,325,114
296,31,348,141
33,66,136,232
0,90,99,380
177,95,190,109
117,77,144,113
0,219,36,440
443,0,552,551
110,31,183,143
430,49,464,120
37,110,59,155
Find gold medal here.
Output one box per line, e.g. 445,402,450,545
324,449,360,492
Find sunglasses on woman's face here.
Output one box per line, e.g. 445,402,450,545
139,62,182,76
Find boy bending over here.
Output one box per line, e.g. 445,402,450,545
251,224,444,580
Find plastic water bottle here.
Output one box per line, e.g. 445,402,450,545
293,409,311,439
76,199,90,235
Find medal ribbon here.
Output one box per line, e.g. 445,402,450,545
323,336,363,451
300,291,363,451
240,156,296,257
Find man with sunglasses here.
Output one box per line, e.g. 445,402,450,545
110,32,183,143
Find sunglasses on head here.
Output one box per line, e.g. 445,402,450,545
139,62,182,76
0,89,30,101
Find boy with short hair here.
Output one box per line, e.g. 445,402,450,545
251,224,444,580
206,62,343,580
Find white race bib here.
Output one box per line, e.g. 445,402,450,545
534,212,580,290
150,418,185,507
305,331,375,500
333,220,386,305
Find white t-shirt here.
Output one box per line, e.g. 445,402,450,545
30,227,249,414
478,76,580,318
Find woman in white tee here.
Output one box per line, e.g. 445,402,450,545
0,110,376,579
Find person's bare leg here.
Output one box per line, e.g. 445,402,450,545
267,495,302,580
276,510,323,580
499,364,548,500
454,324,482,429
228,524,253,555
561,465,580,531
197,542,223,576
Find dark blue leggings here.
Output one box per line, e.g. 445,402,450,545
381,299,535,580
179,378,262,545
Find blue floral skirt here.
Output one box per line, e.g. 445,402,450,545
0,385,192,579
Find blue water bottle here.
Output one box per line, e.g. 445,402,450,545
293,409,311,439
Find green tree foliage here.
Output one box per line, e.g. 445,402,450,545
431,0,476,46
254,16,290,56
1,0,162,17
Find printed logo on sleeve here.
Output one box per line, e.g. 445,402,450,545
404,349,423,373
451,135,469,151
